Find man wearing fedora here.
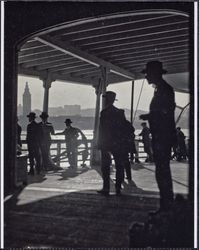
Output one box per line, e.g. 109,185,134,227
26,112,42,175
97,91,128,196
139,60,177,213
39,112,56,170
139,122,153,163
56,118,86,169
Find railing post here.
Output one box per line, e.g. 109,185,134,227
57,142,61,167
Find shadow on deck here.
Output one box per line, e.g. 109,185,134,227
4,161,190,248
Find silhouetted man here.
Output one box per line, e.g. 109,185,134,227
39,112,57,170
26,112,42,175
139,61,176,212
56,119,86,169
97,91,127,196
139,122,153,162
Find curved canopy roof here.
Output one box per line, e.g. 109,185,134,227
18,9,190,93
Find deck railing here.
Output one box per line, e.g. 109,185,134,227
20,138,147,166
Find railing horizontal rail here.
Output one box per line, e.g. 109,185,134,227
20,138,147,166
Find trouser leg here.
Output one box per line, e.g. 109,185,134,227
101,150,111,191
155,160,174,209
28,146,35,173
124,153,132,181
112,151,124,191
71,148,78,168
34,147,42,173
67,148,73,166
40,144,49,170
153,142,174,209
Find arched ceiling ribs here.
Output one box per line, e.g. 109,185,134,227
35,35,135,80
18,9,190,91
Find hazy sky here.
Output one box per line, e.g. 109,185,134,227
18,74,190,112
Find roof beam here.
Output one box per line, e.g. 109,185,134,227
36,59,84,71
19,46,55,57
109,48,189,63
80,27,188,48
88,33,188,52
60,14,185,41
18,66,48,79
96,39,189,56
117,53,189,66
18,65,98,86
70,20,188,44
18,51,64,64
102,43,188,59
20,55,77,68
35,35,135,80
49,64,95,74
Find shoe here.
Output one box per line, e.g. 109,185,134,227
97,189,110,196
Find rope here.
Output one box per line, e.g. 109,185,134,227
132,78,145,124
175,102,190,125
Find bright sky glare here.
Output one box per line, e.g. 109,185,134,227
18,75,190,112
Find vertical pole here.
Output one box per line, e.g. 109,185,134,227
130,80,135,124
91,80,102,166
101,66,108,110
42,74,52,113
43,87,49,113
93,80,102,140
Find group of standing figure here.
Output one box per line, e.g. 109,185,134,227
17,60,187,215
26,111,57,175
97,60,182,214
18,111,88,175
138,123,188,163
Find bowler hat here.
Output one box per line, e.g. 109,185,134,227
27,112,36,118
40,112,49,118
64,118,72,124
141,60,167,74
102,91,118,101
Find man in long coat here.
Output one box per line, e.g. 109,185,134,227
97,91,127,196
140,61,177,212
39,112,56,170
26,112,42,175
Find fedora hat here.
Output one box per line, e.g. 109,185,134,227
102,91,118,101
40,112,49,118
141,60,167,74
27,112,36,118
64,118,72,124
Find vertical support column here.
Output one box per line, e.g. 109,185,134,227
41,74,53,113
130,80,135,124
91,67,108,166
91,80,102,166
100,66,108,110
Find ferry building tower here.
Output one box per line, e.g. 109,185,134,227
23,82,31,116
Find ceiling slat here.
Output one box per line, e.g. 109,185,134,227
36,34,135,80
